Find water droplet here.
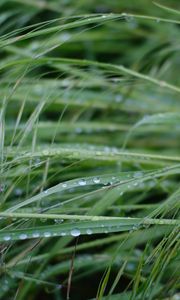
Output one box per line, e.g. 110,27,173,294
3,235,11,241
60,32,71,42
78,179,86,186
71,228,81,237
93,177,100,184
44,232,51,237
19,234,28,240
156,18,160,23
60,232,66,236
62,78,71,87
44,190,48,194
14,188,23,196
86,229,93,235
54,219,64,224
43,150,49,156
115,95,122,103
122,12,127,18
75,127,83,134
134,171,143,178
104,146,110,153
62,183,67,188
32,232,40,238
126,263,135,271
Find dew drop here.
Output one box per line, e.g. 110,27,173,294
122,12,127,18
43,150,49,156
86,229,93,235
104,146,110,153
71,228,81,237
62,183,67,188
44,232,51,237
3,235,11,241
134,171,143,178
19,234,28,240
78,179,86,186
93,177,100,184
14,188,23,196
60,32,71,42
60,232,66,236
32,232,40,238
54,219,64,224
75,127,83,134
103,181,111,187
115,94,122,103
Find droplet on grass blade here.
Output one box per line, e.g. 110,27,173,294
78,179,86,186
60,232,66,236
19,234,28,240
115,95,123,103
133,171,143,178
32,232,40,238
62,183,67,188
86,229,93,235
71,228,81,237
54,219,64,224
43,232,51,237
59,32,71,42
14,188,23,196
3,235,11,241
93,177,100,184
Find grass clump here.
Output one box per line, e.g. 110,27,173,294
0,1,179,299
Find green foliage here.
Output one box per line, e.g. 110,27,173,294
0,1,179,299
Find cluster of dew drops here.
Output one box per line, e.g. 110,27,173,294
2,227,93,242
2,170,147,242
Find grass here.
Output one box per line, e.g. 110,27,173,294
0,1,180,299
